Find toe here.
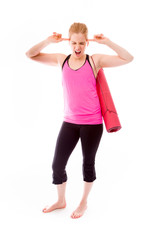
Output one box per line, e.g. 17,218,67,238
42,209,46,212
72,212,77,218
76,213,81,218
42,205,48,212
73,212,80,219
75,213,79,218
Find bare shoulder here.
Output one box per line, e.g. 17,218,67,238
90,54,100,62
58,54,67,68
89,54,102,77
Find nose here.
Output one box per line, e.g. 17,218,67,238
75,43,81,47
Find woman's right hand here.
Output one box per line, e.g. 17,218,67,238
46,32,64,43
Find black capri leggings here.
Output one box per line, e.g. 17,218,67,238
52,121,103,184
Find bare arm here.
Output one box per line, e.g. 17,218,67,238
26,39,51,58
93,34,134,68
25,33,66,67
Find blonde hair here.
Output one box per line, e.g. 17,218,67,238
68,22,88,40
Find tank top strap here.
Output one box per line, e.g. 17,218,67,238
62,54,71,70
86,54,93,69
62,54,91,70
86,54,89,62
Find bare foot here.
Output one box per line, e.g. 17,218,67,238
71,201,87,219
42,201,66,213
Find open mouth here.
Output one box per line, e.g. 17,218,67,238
75,51,81,56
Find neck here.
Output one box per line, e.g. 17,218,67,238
71,53,86,61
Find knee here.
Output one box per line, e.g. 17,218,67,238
52,160,58,172
52,158,67,184
52,160,63,177
83,160,96,182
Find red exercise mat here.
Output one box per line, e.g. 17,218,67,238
96,68,122,133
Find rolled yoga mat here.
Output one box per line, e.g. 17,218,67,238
96,68,122,133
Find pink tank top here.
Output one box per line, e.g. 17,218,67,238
61,54,103,124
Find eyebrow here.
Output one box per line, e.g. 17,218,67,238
71,41,85,43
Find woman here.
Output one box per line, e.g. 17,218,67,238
26,22,133,219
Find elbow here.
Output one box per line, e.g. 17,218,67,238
128,55,134,62
25,52,31,58
125,55,134,63
119,54,134,63
25,51,37,58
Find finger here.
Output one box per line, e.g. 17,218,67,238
53,32,61,37
62,38,69,41
94,34,101,37
57,34,62,38
88,39,95,41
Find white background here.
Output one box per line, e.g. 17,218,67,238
0,0,160,239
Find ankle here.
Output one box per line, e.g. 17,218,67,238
57,198,66,204
80,199,87,205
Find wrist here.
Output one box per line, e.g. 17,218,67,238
45,38,51,45
103,38,111,45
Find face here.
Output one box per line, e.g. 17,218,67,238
69,33,89,59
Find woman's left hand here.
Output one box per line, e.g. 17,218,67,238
93,34,109,44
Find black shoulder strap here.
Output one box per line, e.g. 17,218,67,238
62,54,71,70
86,54,92,67
86,54,89,60
87,54,96,76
